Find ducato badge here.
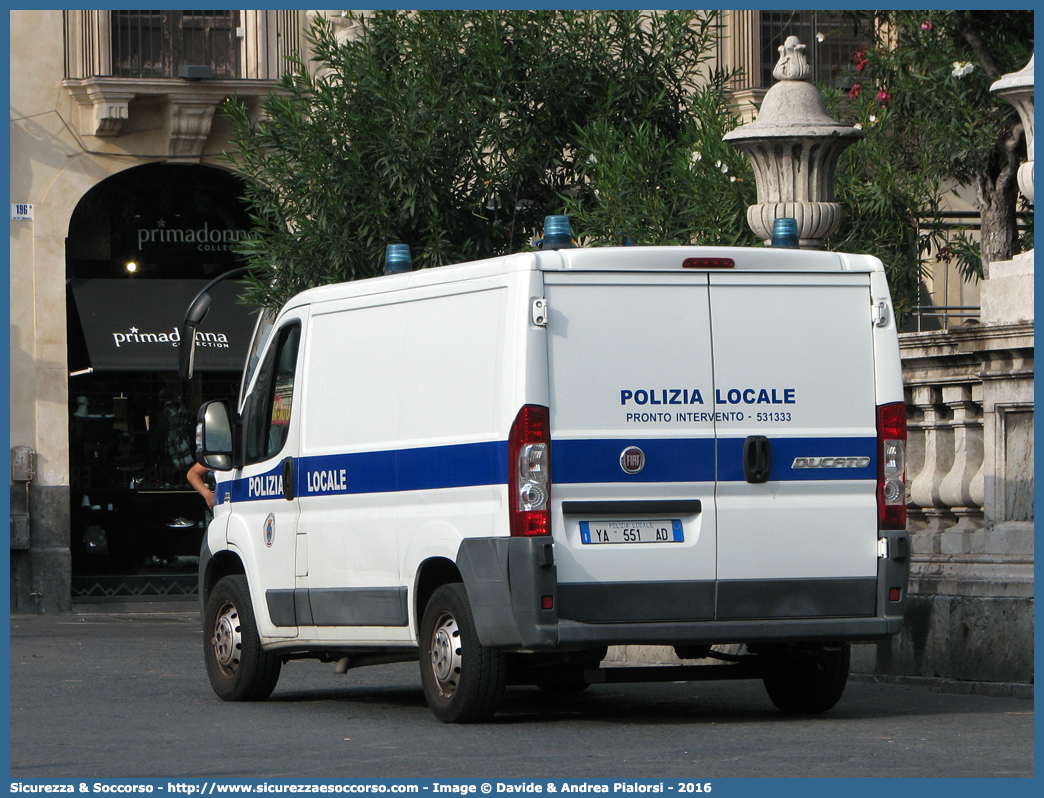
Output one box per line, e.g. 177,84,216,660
620,446,646,474
792,456,871,469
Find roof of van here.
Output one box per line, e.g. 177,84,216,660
286,245,884,309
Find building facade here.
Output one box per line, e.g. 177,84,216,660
10,10,308,612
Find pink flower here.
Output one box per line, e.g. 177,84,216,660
921,21,933,30
849,84,862,99
853,48,869,71
877,90,890,103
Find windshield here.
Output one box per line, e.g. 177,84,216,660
239,307,278,410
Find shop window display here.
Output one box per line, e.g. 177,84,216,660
66,163,256,602
69,372,239,600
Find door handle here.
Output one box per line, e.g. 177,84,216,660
282,456,296,501
743,436,771,484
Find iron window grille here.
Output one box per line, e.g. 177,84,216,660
760,11,867,90
111,10,240,79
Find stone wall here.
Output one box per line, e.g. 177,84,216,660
852,319,1034,684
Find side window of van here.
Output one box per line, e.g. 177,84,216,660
244,323,301,465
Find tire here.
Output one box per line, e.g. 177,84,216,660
204,574,281,701
763,643,850,714
419,583,506,723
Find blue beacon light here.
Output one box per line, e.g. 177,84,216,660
540,215,575,250
383,244,412,274
771,217,799,248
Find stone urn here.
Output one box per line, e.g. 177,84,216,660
724,36,863,249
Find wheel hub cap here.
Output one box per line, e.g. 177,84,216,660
429,612,461,696
212,602,241,674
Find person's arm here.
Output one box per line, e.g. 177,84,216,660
186,461,215,509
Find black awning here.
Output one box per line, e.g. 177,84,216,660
69,279,258,372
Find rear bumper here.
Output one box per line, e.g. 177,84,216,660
457,531,909,652
557,615,903,648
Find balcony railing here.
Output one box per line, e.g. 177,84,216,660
902,211,983,332
64,10,305,81
111,10,239,79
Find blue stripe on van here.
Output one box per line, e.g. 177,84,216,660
219,434,877,503
303,442,508,495
717,436,877,482
552,438,717,484
224,441,508,503
553,436,877,484
225,462,285,503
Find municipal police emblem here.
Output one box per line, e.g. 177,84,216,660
264,513,276,547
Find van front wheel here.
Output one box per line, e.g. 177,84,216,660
419,583,505,723
204,575,281,701
762,643,850,714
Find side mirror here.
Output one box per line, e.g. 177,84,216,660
196,400,235,471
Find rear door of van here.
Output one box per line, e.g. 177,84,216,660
544,251,879,627
544,265,718,625
709,271,879,620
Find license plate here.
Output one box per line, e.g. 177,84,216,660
579,520,683,544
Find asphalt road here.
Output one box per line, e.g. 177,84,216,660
8,612,1034,779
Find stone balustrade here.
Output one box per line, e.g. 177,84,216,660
906,378,986,542
857,322,1034,684
900,323,1033,593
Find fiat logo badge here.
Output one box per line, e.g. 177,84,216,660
620,446,645,474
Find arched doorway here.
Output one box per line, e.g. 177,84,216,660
65,163,259,603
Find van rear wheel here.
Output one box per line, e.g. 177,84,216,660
762,643,850,714
419,583,505,723
204,575,281,701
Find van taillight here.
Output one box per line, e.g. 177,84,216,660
508,404,551,537
877,402,907,530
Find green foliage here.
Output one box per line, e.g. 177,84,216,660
223,10,754,307
563,85,755,247
225,10,1032,321
853,11,1031,186
935,231,983,285
825,85,941,323
827,10,1033,321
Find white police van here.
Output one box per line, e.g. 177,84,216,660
189,219,909,723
